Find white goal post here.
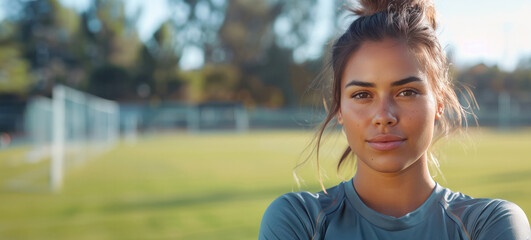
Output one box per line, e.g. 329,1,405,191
24,85,119,192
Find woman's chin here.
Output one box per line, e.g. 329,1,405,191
359,156,419,174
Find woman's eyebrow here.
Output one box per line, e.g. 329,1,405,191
345,80,374,88
345,76,422,89
391,76,422,86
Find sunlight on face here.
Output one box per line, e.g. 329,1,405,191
338,38,439,174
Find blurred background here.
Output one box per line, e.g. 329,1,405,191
0,0,530,239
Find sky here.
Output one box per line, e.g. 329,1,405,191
336,0,531,71
3,0,531,71
434,0,531,70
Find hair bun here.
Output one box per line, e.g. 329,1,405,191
351,0,438,30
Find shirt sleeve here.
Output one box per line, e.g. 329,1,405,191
473,200,531,240
258,192,323,240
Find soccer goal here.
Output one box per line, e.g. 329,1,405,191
23,85,119,192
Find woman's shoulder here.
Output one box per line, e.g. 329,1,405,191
273,181,346,211
440,187,527,220
258,181,348,240
440,187,530,239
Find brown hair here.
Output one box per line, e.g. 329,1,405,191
294,0,477,194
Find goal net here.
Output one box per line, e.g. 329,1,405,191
20,85,119,192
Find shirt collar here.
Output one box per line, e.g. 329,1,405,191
344,177,445,231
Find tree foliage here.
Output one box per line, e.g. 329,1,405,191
1,0,530,108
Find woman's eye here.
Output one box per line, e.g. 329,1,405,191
352,92,371,99
398,89,418,97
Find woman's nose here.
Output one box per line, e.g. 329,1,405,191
371,98,398,127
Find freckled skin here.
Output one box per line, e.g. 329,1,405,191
337,38,440,174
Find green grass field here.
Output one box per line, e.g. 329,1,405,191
0,129,530,239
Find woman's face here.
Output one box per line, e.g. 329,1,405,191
338,38,441,173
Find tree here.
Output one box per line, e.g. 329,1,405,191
80,0,143,99
0,20,31,97
2,0,83,95
136,20,183,100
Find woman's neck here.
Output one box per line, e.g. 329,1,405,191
352,157,436,218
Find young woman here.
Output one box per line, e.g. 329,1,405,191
258,0,530,239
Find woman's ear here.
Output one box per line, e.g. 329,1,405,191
337,109,344,125
435,103,444,120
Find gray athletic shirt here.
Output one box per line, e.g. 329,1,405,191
259,178,530,239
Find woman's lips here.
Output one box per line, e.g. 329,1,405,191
366,135,406,151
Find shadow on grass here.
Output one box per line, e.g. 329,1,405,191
102,187,291,213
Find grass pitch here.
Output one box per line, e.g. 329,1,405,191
0,129,530,239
